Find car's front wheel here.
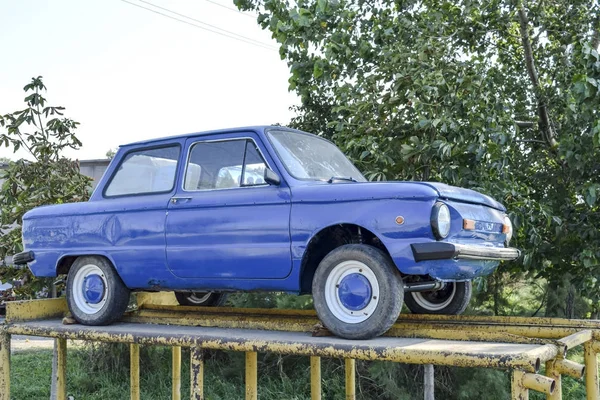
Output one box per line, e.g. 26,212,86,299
404,281,471,315
66,256,130,325
312,244,404,340
174,291,227,307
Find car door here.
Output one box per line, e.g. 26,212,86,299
165,133,293,279
96,143,181,288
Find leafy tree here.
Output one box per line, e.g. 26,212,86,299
236,0,600,315
0,77,91,296
105,148,117,159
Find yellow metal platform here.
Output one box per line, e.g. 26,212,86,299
1,294,599,400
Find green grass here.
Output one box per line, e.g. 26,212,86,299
10,346,346,400
10,345,589,400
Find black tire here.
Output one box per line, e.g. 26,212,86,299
174,291,227,307
66,256,130,325
404,281,471,315
312,244,403,340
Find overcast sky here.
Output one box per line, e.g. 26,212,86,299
0,0,298,161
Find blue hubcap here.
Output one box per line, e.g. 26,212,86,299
82,274,105,304
338,273,372,311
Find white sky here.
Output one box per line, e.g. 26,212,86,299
0,0,299,160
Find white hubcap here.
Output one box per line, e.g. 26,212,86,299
72,264,108,315
324,260,380,324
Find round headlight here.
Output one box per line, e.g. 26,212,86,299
431,203,451,239
504,215,513,244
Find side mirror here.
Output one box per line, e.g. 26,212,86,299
264,168,281,186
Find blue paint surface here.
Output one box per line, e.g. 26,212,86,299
22,126,517,292
338,273,372,311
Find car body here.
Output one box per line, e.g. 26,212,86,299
15,126,519,338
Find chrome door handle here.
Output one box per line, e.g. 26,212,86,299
171,197,192,204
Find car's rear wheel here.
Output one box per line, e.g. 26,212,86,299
174,291,227,307
66,256,130,325
312,244,403,340
404,281,471,315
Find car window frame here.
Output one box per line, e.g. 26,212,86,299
102,143,182,199
182,137,272,193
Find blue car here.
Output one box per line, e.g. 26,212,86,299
14,126,519,339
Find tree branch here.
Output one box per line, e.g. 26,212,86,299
592,14,600,50
515,120,535,128
517,2,558,148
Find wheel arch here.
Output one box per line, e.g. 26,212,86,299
56,252,118,276
298,223,394,294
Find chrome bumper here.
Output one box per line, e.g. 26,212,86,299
411,243,520,262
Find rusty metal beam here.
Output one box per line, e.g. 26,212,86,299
345,359,355,400
521,372,555,395
512,370,555,400
122,301,600,345
0,329,9,400
6,298,68,323
557,330,593,353
245,352,258,400
133,299,600,331
130,344,140,400
190,346,204,400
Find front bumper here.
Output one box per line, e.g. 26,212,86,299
12,251,34,265
411,242,520,262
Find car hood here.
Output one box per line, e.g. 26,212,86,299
292,181,506,211
414,182,505,211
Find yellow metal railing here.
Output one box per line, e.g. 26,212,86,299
1,295,599,400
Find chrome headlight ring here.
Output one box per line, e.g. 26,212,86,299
431,202,451,240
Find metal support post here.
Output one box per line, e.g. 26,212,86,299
130,344,140,400
424,364,435,400
310,356,321,400
190,346,204,400
584,341,599,400
512,370,529,400
172,346,181,400
345,358,356,400
0,329,10,400
545,360,561,400
55,338,67,400
245,351,258,400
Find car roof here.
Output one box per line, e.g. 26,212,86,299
120,125,303,147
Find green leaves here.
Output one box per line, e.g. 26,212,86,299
0,77,91,297
242,0,600,301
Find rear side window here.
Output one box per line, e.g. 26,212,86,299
184,139,267,191
105,145,180,197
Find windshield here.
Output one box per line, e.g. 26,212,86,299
268,131,366,182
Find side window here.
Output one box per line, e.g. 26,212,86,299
184,139,268,191
242,140,266,186
105,145,180,197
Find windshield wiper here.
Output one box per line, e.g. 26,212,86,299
328,176,357,183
